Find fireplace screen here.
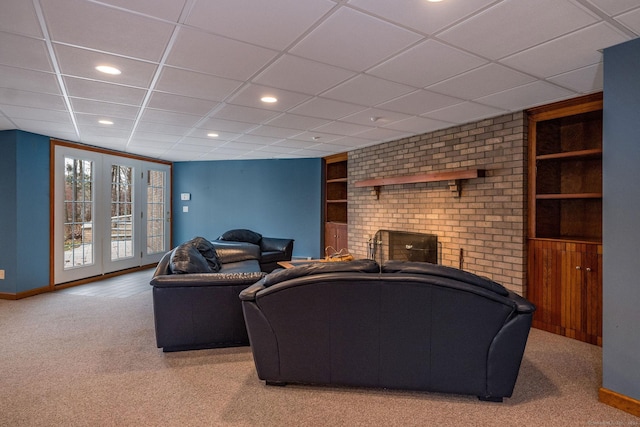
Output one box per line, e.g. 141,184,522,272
369,230,438,264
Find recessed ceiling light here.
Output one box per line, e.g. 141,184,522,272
207,133,219,138
95,65,121,75
261,96,278,103
98,119,114,125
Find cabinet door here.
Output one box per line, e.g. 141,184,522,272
325,222,348,253
528,240,602,345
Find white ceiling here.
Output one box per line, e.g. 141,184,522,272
1,0,638,161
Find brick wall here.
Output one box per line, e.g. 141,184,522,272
348,112,528,295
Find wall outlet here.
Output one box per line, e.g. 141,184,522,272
0,269,5,280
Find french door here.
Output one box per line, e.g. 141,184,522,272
53,145,171,285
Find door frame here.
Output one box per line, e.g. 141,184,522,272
50,140,172,289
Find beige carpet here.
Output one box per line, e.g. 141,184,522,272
0,273,637,426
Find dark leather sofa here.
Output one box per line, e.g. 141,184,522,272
240,260,536,402
215,229,294,272
150,237,265,352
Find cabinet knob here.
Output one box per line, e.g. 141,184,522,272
586,267,592,272
576,266,581,270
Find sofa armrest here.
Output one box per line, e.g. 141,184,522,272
260,237,294,256
239,281,266,301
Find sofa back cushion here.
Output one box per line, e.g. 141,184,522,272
263,259,380,287
382,261,508,296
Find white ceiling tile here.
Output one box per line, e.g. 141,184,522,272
475,81,576,111
12,118,75,134
69,98,140,119
311,120,375,136
139,109,202,127
289,131,342,143
80,135,127,150
616,8,640,34
424,101,506,124
166,27,278,80
197,117,258,133
376,89,462,115
290,7,422,71
349,0,496,35
147,92,219,116
330,136,382,148
340,108,412,127
368,39,487,88
0,0,42,38
288,98,367,120
383,115,452,134
321,74,415,106
0,89,67,111
232,135,283,145
248,126,305,139
0,65,60,95
78,125,131,139
265,113,332,130
186,0,335,50
438,0,599,59
349,127,413,142
54,44,158,88
211,105,280,124
136,121,192,136
41,0,176,62
97,0,187,21
187,128,241,141
586,0,640,15
179,137,228,148
0,116,15,130
501,23,629,78
2,104,70,122
227,84,312,111
427,64,536,100
253,54,356,95
155,67,243,101
130,131,182,144
75,113,134,130
547,63,604,93
63,76,147,105
0,33,53,72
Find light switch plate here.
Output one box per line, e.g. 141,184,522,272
180,193,191,201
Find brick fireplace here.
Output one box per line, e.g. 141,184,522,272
348,112,528,296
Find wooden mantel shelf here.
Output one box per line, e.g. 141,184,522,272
355,169,485,198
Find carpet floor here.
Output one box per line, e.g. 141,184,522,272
0,271,637,426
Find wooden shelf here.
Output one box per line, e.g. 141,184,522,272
355,169,485,187
355,169,485,199
536,193,602,199
536,148,602,161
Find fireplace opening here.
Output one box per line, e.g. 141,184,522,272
369,230,438,264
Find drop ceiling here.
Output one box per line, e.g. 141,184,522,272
1,0,638,161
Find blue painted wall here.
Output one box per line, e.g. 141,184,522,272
603,38,640,401
0,130,50,294
173,158,323,259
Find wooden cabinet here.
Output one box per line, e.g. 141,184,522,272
324,153,348,252
527,93,603,345
528,240,602,345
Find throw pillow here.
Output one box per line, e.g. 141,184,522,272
169,243,212,274
218,229,262,245
189,237,221,272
